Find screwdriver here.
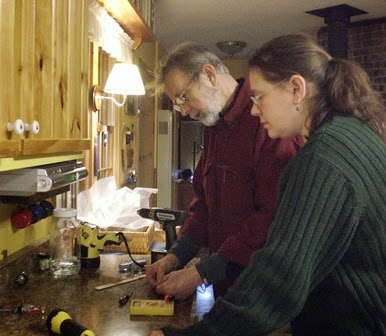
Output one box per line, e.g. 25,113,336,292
118,292,133,307
0,304,45,315
164,295,175,303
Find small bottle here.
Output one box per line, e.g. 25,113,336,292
38,252,51,271
49,208,81,277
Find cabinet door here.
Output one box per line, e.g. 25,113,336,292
0,0,19,156
136,59,155,190
0,0,90,158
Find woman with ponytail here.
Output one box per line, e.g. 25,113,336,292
150,34,385,336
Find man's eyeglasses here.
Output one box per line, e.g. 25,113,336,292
173,74,196,112
250,79,287,108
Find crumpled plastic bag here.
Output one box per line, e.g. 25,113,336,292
77,176,157,230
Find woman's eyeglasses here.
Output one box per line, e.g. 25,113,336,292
250,79,287,108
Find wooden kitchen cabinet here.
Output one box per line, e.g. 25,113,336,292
92,0,156,192
97,0,155,49
0,0,90,159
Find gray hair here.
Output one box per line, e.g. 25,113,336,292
151,42,229,98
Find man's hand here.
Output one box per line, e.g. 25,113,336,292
146,253,180,287
155,266,203,300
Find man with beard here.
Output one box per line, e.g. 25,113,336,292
146,42,302,300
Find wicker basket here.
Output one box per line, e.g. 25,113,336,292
104,222,155,254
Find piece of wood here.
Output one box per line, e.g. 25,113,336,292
0,0,17,142
0,141,19,158
20,139,90,155
94,274,146,291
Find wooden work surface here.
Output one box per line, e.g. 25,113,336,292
0,254,196,335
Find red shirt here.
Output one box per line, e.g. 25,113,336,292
180,79,302,267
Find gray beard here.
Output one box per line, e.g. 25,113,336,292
190,110,220,126
189,88,222,126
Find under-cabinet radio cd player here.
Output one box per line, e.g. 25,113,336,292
0,161,88,196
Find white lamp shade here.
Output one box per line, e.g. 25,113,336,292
103,63,145,96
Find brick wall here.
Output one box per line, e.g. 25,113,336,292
318,18,386,105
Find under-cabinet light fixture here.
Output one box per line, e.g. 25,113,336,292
90,63,145,112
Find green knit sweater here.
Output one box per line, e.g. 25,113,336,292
163,115,386,336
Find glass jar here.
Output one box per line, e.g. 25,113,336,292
49,208,81,277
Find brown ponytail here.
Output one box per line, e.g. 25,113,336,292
249,33,386,142
322,58,386,141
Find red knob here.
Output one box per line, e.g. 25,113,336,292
11,209,33,229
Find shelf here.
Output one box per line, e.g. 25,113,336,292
0,185,70,205
0,153,84,172
19,139,90,156
0,139,90,158
97,0,155,49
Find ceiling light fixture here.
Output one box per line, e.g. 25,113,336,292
216,41,247,56
90,63,145,112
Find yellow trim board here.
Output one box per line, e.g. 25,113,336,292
0,153,84,172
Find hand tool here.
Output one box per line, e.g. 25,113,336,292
46,308,95,336
137,207,187,263
118,292,133,307
164,295,175,303
137,208,187,250
79,222,122,269
0,304,44,315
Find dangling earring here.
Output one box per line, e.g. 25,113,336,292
295,99,301,111
294,89,301,111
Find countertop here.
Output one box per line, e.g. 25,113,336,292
0,254,196,336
